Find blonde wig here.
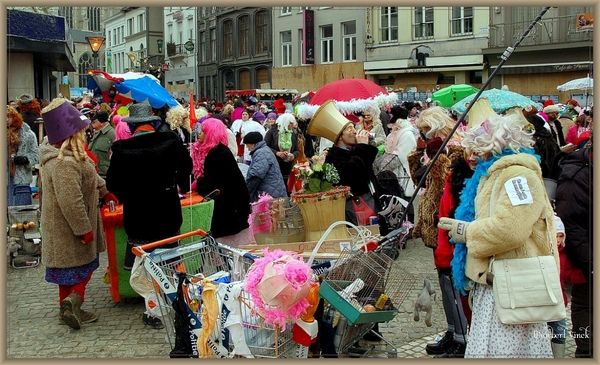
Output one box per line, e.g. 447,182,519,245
166,105,192,132
57,128,90,162
417,106,463,143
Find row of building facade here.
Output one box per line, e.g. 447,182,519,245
7,6,594,105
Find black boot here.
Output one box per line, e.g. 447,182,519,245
425,331,454,355
434,341,466,358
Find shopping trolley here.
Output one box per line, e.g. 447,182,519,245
307,221,417,358
131,229,300,358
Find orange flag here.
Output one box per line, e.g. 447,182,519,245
189,91,197,130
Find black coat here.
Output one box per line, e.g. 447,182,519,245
106,131,193,240
555,147,592,281
195,143,250,238
325,144,378,197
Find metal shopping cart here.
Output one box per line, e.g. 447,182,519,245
307,221,417,358
131,229,300,358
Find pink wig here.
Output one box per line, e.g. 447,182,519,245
191,118,229,179
113,114,133,141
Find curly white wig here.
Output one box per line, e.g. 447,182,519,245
276,113,296,133
462,112,535,157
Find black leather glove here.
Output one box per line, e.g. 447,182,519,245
12,156,29,165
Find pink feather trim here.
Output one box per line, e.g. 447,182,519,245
244,249,311,330
248,193,273,234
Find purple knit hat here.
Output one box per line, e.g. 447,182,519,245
42,99,91,144
267,112,278,120
252,111,266,122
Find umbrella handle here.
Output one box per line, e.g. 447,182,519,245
398,6,552,225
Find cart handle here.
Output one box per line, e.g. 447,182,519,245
132,228,207,257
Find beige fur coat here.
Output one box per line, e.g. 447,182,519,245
464,153,559,284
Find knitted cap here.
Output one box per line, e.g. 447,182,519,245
267,112,278,120
243,131,263,144
553,215,565,237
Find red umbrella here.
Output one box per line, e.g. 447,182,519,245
297,78,397,120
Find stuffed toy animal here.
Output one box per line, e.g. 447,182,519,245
414,277,435,327
7,237,21,258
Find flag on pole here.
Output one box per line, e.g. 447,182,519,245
189,91,197,130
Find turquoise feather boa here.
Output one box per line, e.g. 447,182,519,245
450,148,540,295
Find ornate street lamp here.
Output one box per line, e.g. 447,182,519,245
86,36,106,71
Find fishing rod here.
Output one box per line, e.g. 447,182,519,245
398,6,552,225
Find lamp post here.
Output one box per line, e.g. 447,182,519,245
86,36,106,71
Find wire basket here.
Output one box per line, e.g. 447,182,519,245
237,289,299,358
320,248,416,326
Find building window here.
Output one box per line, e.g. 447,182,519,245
414,7,434,39
200,31,207,63
137,13,145,32
469,70,482,84
321,25,333,63
58,7,73,28
223,20,233,58
78,52,93,87
87,7,101,32
127,18,134,36
257,68,269,87
256,10,268,53
451,7,473,35
281,31,292,66
298,29,304,65
210,28,216,61
380,7,398,42
342,21,356,62
239,16,249,56
281,7,292,16
107,31,111,47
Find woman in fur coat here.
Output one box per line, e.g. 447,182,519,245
39,98,115,330
192,118,252,247
7,106,39,206
407,106,464,248
438,98,557,358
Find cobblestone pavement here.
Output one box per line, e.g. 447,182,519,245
6,237,576,358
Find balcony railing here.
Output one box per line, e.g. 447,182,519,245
488,14,593,48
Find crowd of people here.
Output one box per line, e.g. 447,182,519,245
6,89,592,358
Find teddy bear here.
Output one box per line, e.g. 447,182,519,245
7,237,21,258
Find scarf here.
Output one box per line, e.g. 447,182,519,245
133,123,156,136
278,130,292,152
450,148,539,295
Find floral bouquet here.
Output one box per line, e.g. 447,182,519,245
294,153,340,194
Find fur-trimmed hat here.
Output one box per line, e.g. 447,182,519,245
122,104,162,124
242,131,263,144
42,98,90,144
543,105,560,114
17,94,34,105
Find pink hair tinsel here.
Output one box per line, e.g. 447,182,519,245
244,249,311,330
249,193,273,234
113,114,133,141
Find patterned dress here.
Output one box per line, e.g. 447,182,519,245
465,283,553,358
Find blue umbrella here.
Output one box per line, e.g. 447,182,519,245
451,88,542,114
88,71,179,109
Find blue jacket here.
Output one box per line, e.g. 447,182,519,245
246,141,288,202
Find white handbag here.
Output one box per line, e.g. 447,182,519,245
491,254,566,325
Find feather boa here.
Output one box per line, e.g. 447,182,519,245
244,249,311,330
296,92,397,120
450,148,539,295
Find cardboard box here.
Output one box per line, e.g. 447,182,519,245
253,230,306,245
239,238,355,260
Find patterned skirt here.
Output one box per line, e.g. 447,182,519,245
45,256,100,286
465,283,553,358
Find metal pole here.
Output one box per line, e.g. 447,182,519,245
399,7,552,224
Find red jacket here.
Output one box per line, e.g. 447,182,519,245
558,245,587,307
434,176,454,269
